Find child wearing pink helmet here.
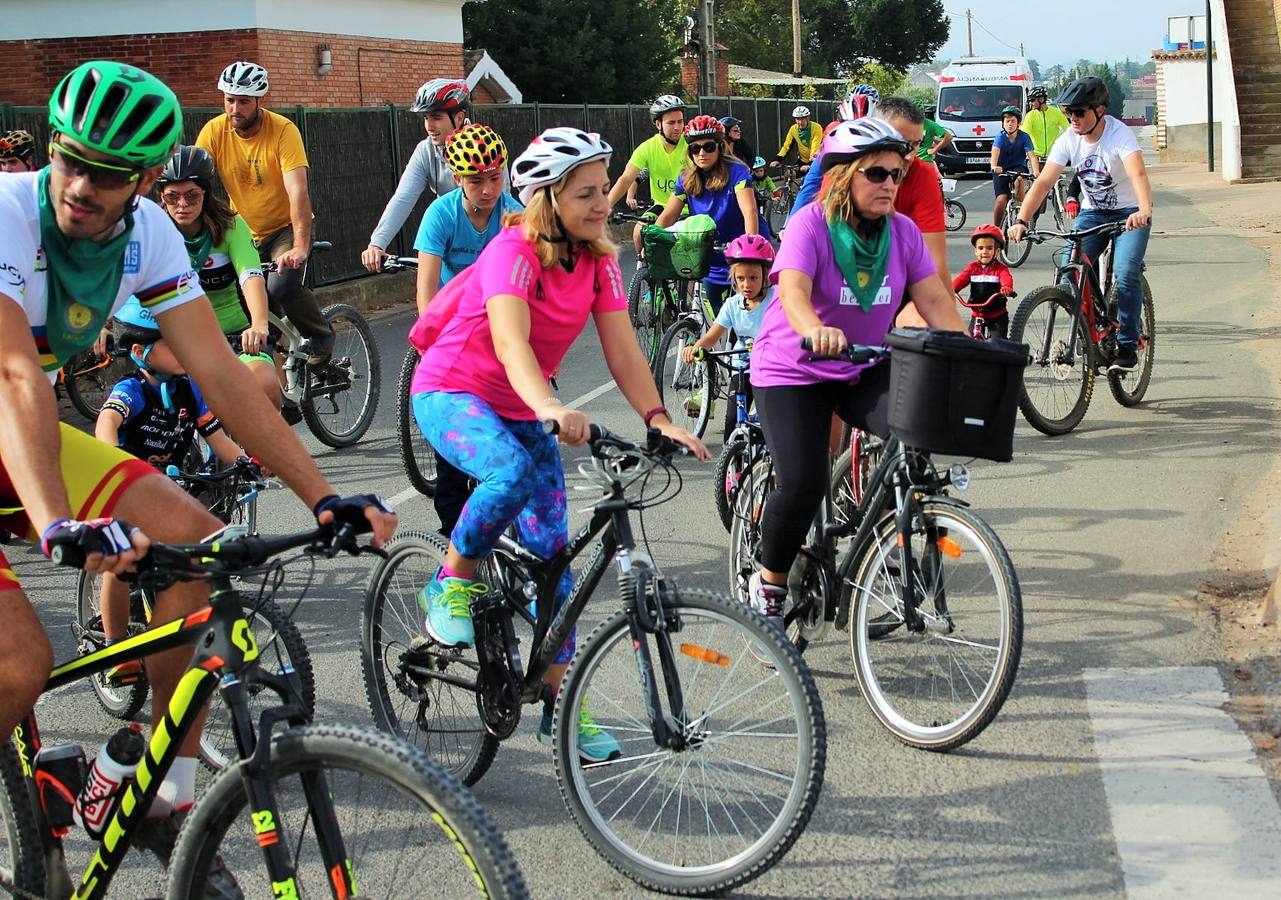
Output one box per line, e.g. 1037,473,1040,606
682,233,777,440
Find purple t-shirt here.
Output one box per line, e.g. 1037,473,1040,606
750,202,935,387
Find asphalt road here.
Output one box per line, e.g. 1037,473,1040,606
16,165,1280,897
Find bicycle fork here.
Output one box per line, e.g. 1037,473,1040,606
618,548,690,752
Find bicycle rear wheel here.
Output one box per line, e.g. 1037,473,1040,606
712,433,759,532
361,531,499,786
302,303,381,448
76,571,149,720
166,724,528,899
64,348,131,422
1106,275,1155,407
655,319,716,439
1001,202,1032,267
628,271,660,367
728,455,773,606
397,347,439,496
1010,286,1094,435
555,588,825,895
945,198,966,232
845,500,1022,751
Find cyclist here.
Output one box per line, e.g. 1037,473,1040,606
195,61,334,365
990,105,1039,227
721,115,755,164
409,127,708,759
606,95,687,262
953,223,1015,339
0,60,396,869
1022,86,1069,160
0,129,37,173
918,114,954,165
361,78,475,272
746,118,964,626
656,115,760,315
413,123,522,537
770,105,821,174
112,145,280,408
1010,76,1153,372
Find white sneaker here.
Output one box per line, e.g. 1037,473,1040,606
748,572,787,632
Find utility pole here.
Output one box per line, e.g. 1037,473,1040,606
1206,0,1214,172
699,0,717,96
967,9,974,57
792,0,802,77
1020,42,1025,57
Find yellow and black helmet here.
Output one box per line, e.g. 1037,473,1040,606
444,124,508,177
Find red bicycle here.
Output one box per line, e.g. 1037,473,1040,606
1008,221,1154,435
955,290,1017,342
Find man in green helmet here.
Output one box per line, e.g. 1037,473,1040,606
0,60,397,881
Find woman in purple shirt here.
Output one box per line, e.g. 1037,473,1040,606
747,118,965,625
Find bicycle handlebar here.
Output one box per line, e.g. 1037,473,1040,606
799,338,888,364
609,210,656,225
542,421,692,460
260,240,331,273
1025,221,1128,244
378,256,419,273
955,290,1018,310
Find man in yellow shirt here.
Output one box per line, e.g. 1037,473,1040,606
770,105,822,173
196,61,332,362
1021,86,1070,160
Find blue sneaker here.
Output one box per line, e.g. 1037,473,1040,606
417,571,486,647
537,700,622,763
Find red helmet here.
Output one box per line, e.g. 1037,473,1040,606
684,115,725,140
725,233,775,264
970,223,1006,249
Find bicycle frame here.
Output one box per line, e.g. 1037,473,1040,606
1037,228,1120,369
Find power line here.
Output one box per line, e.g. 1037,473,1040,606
942,8,1022,55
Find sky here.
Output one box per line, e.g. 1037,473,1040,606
935,0,1192,67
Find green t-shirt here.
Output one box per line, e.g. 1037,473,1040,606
917,118,951,163
196,215,265,333
628,133,688,205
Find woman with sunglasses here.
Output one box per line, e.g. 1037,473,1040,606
656,115,760,315
744,118,965,626
112,145,280,407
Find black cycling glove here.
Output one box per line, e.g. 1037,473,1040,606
312,494,393,536
41,518,138,568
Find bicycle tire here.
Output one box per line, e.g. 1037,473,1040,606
712,434,757,533
1001,202,1032,268
166,723,528,899
75,570,150,721
302,303,381,448
64,349,131,423
627,270,660,367
555,587,825,896
845,500,1022,751
944,198,967,232
1106,275,1155,407
728,455,773,606
655,319,716,439
1010,286,1094,435
198,600,316,771
0,738,46,898
397,347,439,496
361,531,499,786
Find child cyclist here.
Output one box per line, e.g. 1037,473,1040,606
410,127,709,762
953,224,1015,339
682,234,776,440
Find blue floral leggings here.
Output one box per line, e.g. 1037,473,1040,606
413,390,575,663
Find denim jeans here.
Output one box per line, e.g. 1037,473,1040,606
1067,208,1150,349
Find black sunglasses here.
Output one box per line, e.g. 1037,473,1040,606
689,141,720,155
857,165,906,185
48,141,142,190
1065,106,1090,118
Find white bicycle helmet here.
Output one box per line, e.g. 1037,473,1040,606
217,61,269,97
792,105,811,118
650,95,686,119
512,127,613,205
819,118,910,172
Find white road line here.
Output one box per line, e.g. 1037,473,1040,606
1084,666,1281,898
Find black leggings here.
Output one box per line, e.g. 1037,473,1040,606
753,365,892,573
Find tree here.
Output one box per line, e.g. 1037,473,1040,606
1027,58,1042,81
462,0,681,103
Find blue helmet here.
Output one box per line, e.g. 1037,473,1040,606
752,156,767,169
719,116,742,130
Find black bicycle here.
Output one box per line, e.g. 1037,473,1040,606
363,424,825,896
2,525,527,899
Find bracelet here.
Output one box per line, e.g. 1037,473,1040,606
1016,219,1030,229
643,405,669,427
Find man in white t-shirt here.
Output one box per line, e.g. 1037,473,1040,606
1010,76,1153,372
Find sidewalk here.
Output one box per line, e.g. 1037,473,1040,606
1149,161,1281,782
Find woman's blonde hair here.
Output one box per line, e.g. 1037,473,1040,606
819,151,907,226
679,137,731,197
503,179,617,269
729,260,769,300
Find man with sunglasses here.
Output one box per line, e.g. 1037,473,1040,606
0,130,38,173
0,60,397,874
1009,76,1152,373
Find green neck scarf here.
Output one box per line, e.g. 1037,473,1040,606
184,229,213,273
827,214,891,312
797,122,813,147
37,167,135,369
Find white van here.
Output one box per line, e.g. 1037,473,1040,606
934,57,1034,176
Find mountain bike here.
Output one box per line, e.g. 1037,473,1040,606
61,342,132,423
362,424,825,896
2,524,528,899
260,242,381,448
941,178,967,232
730,340,1023,751
706,346,766,531
611,211,701,368
651,253,729,440
997,170,1034,267
1009,221,1155,435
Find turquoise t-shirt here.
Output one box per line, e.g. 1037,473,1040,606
414,188,524,283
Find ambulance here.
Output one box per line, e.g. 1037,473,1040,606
934,57,1035,176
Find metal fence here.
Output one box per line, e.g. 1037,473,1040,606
2,96,834,287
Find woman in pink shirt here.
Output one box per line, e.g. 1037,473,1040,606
410,127,708,761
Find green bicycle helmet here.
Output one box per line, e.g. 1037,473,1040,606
48,60,183,168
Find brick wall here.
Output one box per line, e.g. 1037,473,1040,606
0,28,463,109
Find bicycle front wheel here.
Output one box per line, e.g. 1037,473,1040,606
1010,286,1094,435
555,588,825,896
397,347,439,496
167,724,528,899
1001,202,1032,267
728,455,773,606
76,571,149,720
655,318,716,439
0,737,46,898
302,303,381,448
1106,275,1155,407
846,500,1022,751
945,198,966,232
628,270,660,367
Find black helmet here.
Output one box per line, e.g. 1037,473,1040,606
158,145,216,187
1055,76,1109,109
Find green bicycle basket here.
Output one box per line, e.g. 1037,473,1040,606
641,214,717,281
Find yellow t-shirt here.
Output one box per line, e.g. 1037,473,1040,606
195,109,309,241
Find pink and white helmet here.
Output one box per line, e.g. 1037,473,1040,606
725,233,775,264
512,127,613,204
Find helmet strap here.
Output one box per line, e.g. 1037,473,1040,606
1083,108,1104,137
540,188,589,273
